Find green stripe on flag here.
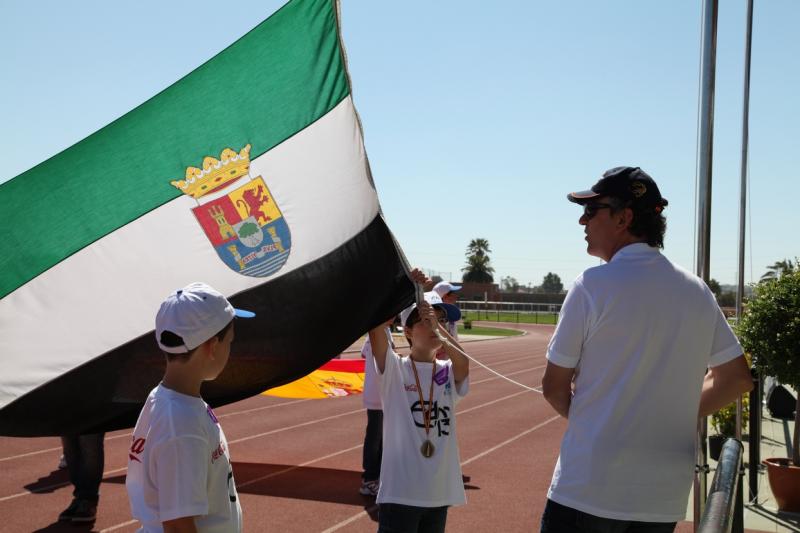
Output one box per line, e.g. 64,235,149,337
0,0,348,299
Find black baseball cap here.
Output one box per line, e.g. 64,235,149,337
567,166,668,210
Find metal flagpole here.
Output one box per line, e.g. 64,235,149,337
734,2,755,529
735,0,754,439
694,0,719,528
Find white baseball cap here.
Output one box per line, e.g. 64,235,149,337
400,291,461,328
155,282,255,354
432,281,462,297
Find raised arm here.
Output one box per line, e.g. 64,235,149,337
369,322,391,374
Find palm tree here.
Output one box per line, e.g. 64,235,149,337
462,254,495,283
761,259,797,282
466,238,491,259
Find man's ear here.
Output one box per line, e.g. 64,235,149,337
617,207,634,231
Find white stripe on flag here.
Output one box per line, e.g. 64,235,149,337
0,96,378,408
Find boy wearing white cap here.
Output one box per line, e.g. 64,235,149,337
126,282,254,533
432,281,462,340
368,278,470,533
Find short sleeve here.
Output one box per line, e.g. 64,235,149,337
152,435,210,523
453,368,469,402
546,281,593,368
708,306,744,367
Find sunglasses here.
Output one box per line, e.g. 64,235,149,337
582,202,614,220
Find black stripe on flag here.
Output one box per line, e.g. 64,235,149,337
0,215,413,436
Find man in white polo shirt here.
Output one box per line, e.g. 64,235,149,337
540,166,753,532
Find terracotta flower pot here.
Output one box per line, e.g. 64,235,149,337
763,457,800,512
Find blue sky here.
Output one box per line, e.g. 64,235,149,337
2,0,798,288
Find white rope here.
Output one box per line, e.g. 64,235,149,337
460,349,542,394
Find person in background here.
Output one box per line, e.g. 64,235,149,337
432,281,462,340
359,317,394,497
58,433,106,523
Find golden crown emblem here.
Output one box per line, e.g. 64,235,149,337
171,144,251,199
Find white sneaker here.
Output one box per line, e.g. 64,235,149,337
358,479,379,497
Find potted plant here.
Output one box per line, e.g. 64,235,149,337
737,268,800,512
709,395,749,461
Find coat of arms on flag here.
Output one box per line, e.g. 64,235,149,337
170,144,291,277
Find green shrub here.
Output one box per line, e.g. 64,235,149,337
710,394,749,436
737,269,800,465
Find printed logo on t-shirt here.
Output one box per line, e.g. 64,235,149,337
129,437,146,463
411,400,451,437
211,442,227,464
405,384,418,392
207,405,219,424
433,366,449,385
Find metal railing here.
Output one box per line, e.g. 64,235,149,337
697,438,744,533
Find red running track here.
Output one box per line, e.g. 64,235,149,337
0,323,758,532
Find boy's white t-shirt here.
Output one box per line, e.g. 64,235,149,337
126,384,242,533
375,346,468,507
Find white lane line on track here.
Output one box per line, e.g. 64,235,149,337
5,383,548,533
97,443,368,533
98,442,366,533
1,407,367,503
237,443,364,489
0,466,127,503
461,415,560,466
471,364,546,386
1,354,535,464
1,364,543,503
320,414,560,533
0,398,312,463
100,519,138,532
1,381,544,502
227,408,365,446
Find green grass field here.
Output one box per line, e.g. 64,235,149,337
456,324,523,337
461,310,559,325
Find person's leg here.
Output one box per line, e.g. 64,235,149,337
59,435,82,521
362,409,383,481
541,499,628,533
61,435,82,498
73,433,105,502
624,521,676,533
377,503,422,533
59,433,104,522
417,506,447,533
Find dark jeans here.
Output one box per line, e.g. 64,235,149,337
61,433,105,502
541,500,676,533
362,409,383,481
378,503,448,533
